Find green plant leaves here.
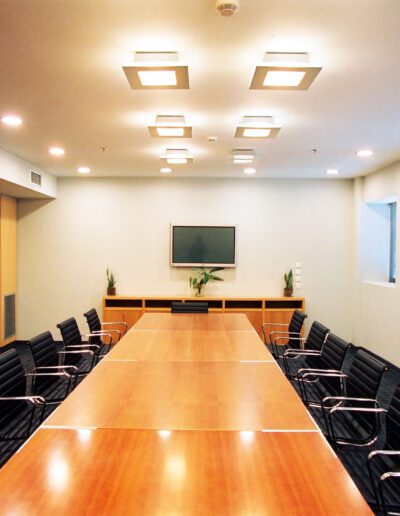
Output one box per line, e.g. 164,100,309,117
189,267,225,293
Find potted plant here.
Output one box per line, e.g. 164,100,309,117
189,267,224,296
283,269,293,297
107,268,116,296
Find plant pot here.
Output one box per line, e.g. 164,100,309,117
283,287,293,297
107,287,116,296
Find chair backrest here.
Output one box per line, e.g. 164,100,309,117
306,333,350,371
57,317,82,347
0,349,26,397
83,308,102,333
171,302,209,313
0,349,27,427
288,310,307,335
304,321,330,352
29,331,59,368
386,384,400,450
347,349,388,399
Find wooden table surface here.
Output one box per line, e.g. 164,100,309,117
131,312,253,331
0,313,372,515
45,360,316,430
0,428,371,515
104,329,273,362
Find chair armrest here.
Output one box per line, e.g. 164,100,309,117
369,450,400,462
92,329,121,337
323,396,379,407
65,344,100,350
82,333,112,341
323,398,384,447
380,471,400,482
262,323,289,328
284,349,321,357
270,331,299,338
298,367,340,376
85,331,113,344
26,371,71,379
34,365,78,374
0,395,45,404
102,321,128,333
302,371,345,381
59,350,94,356
274,336,305,343
330,406,386,415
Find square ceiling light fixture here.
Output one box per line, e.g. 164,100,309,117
232,149,255,164
250,52,322,90
235,116,281,138
122,52,189,89
148,116,192,138
160,148,194,165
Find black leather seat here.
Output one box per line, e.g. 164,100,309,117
171,302,209,313
262,310,307,359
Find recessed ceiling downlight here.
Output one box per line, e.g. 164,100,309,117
122,52,189,90
1,114,22,126
326,169,339,175
244,168,256,175
357,149,373,157
77,166,90,174
49,147,65,156
160,167,172,174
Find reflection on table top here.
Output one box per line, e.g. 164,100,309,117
105,329,272,362
0,428,371,516
45,360,316,431
131,312,254,331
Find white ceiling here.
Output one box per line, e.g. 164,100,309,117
1,0,400,179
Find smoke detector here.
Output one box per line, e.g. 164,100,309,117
216,0,239,16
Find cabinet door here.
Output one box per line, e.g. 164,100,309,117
0,196,17,346
263,310,297,345
224,310,264,337
103,309,143,340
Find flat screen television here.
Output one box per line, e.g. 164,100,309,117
170,225,236,267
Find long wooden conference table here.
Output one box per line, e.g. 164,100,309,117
0,313,371,515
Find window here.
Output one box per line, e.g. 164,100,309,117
389,201,397,282
361,196,397,284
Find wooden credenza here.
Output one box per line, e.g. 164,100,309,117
102,296,305,338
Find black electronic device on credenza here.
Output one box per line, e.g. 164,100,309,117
170,225,236,267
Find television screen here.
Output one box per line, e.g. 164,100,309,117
171,225,236,267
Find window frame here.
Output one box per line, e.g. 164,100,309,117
389,201,397,283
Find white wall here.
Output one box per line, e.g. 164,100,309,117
17,176,354,342
354,162,400,365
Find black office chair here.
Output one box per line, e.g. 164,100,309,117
262,310,307,359
0,348,54,466
29,330,92,389
283,332,351,383
331,379,400,515
273,320,329,369
366,383,400,515
171,302,209,313
83,308,127,344
57,317,112,361
301,348,389,446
